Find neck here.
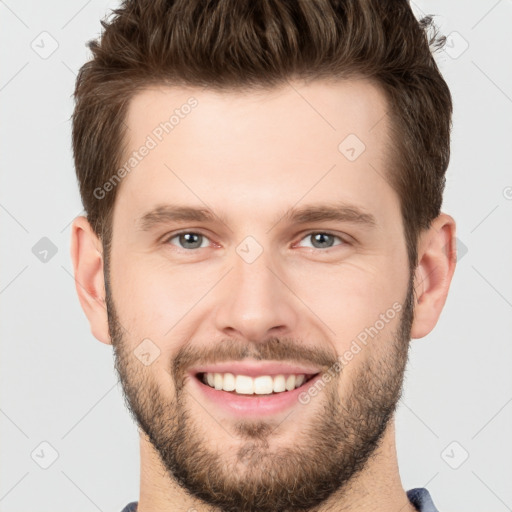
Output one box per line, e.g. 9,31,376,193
136,418,416,512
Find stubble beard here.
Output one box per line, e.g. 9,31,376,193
106,271,414,512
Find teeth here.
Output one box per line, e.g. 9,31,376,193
273,375,286,393
223,372,236,391
201,372,311,395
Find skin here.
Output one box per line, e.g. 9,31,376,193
71,78,456,512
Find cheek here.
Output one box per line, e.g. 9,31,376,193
110,241,407,360
290,258,405,344
110,254,220,340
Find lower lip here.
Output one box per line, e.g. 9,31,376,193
189,373,323,417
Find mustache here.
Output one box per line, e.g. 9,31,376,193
171,337,339,382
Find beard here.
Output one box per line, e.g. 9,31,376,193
105,270,415,512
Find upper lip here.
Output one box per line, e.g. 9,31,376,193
189,360,321,378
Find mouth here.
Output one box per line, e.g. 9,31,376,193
188,362,323,417
190,372,322,419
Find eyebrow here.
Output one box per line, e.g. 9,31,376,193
137,201,377,232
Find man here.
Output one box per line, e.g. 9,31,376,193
70,0,456,511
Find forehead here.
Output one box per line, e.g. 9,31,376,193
124,79,389,153
113,79,397,230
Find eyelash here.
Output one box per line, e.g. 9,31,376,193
162,230,349,252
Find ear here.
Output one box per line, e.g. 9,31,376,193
410,213,457,339
70,216,111,345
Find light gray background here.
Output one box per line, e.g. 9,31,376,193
1,1,511,511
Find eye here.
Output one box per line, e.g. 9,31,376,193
164,231,211,250
296,232,346,250
162,231,347,252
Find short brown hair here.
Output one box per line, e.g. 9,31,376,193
72,0,452,273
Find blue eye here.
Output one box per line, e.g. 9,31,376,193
297,232,344,249
163,231,346,252
166,232,211,250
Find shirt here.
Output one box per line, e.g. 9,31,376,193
120,487,439,511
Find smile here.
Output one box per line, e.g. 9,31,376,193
188,361,324,417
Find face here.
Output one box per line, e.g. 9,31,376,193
105,79,414,511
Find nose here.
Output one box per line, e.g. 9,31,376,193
213,245,300,343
